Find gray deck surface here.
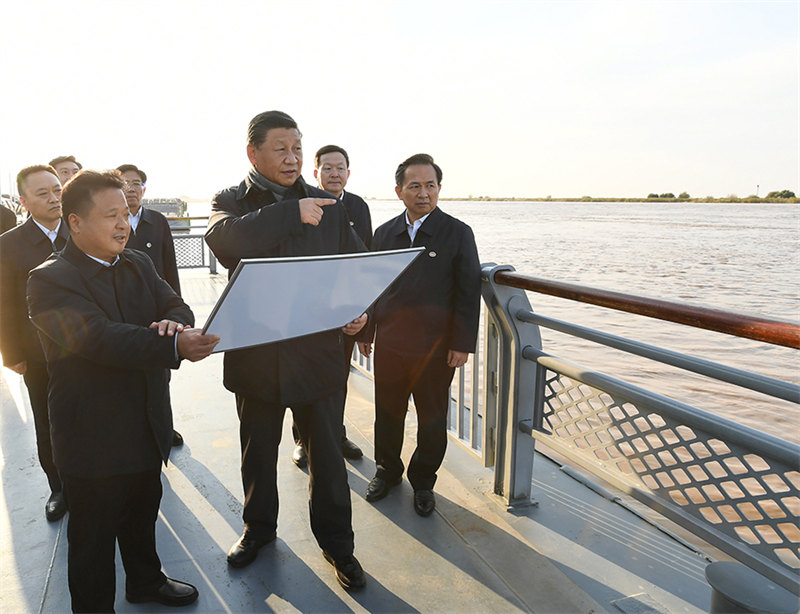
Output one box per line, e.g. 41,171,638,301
1,270,717,613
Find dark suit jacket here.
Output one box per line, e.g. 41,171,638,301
0,205,16,235
205,175,365,405
341,190,372,248
27,241,194,478
0,218,69,367
362,206,481,356
126,207,181,295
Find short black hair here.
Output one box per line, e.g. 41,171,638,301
48,155,82,170
315,145,349,169
247,110,299,147
17,165,59,197
395,153,442,187
62,170,125,230
116,163,147,184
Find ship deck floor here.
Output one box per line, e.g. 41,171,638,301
1,270,718,613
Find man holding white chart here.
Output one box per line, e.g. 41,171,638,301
205,110,367,590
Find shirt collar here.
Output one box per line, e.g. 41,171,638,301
85,253,121,268
405,211,431,228
129,206,143,230
32,218,61,241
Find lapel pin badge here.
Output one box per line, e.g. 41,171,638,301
429,251,437,257
146,242,152,248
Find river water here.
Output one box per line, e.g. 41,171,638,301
369,200,800,443
191,199,800,443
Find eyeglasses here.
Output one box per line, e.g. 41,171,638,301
123,180,144,189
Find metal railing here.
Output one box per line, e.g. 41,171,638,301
173,234,217,273
479,263,800,594
170,218,218,274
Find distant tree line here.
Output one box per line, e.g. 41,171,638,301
647,192,690,199
766,190,796,199
645,190,796,202
448,190,798,203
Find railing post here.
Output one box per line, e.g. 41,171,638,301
481,264,543,506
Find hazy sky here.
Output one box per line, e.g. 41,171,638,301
2,0,797,200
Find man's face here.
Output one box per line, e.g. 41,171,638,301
120,170,146,215
247,127,303,187
21,170,63,228
314,152,349,198
53,161,80,185
70,187,130,263
395,164,440,222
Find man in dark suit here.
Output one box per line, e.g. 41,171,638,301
117,164,180,294
205,111,367,590
27,169,219,612
0,164,69,521
358,153,481,517
290,144,372,468
117,163,184,446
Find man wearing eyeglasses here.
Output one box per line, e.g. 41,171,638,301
117,164,184,447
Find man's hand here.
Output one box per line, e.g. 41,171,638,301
149,320,185,337
447,350,469,368
342,313,367,336
299,198,337,226
7,360,27,375
176,328,220,362
357,342,372,358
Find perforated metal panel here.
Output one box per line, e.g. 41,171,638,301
173,235,206,269
542,371,800,583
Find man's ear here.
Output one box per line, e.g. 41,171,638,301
67,212,81,234
246,144,257,166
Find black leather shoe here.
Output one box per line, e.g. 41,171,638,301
292,443,308,468
323,551,366,590
365,475,401,502
341,437,363,460
227,532,276,568
45,491,67,521
172,430,184,447
413,489,436,517
126,577,199,606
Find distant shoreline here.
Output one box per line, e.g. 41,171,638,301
437,196,800,204
180,195,799,204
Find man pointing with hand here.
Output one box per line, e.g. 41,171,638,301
205,111,367,590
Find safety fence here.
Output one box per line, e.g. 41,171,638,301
478,264,800,595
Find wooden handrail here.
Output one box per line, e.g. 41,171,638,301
493,270,800,349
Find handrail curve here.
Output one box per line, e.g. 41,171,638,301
493,270,800,349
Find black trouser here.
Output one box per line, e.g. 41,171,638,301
23,360,62,493
236,390,354,558
292,336,354,446
373,347,455,491
63,469,166,613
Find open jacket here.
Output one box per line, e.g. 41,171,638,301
360,206,481,357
